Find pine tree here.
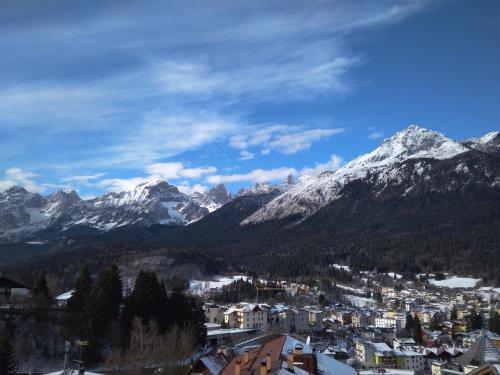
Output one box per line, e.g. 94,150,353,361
32,273,51,305
69,265,93,311
413,315,423,344
122,271,169,335
489,310,500,334
469,309,483,330
450,305,458,321
406,313,415,332
0,330,16,375
85,265,123,338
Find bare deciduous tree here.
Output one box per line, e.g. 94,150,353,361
105,318,196,375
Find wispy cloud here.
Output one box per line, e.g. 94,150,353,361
0,168,44,193
300,154,344,176
98,177,151,193
239,151,255,160
96,113,238,167
61,173,106,186
97,161,217,193
207,167,297,185
368,131,385,140
230,125,345,156
0,0,428,192
206,153,344,185
145,163,217,179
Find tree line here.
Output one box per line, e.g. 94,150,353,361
0,265,206,374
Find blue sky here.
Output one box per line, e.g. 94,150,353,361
1,0,499,197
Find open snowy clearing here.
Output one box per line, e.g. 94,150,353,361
428,276,480,289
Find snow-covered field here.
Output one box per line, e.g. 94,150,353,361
330,264,351,272
428,276,480,289
345,295,376,308
189,275,251,295
386,272,403,279
336,284,365,294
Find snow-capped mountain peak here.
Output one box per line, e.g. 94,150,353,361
0,180,234,241
461,131,500,154
356,125,469,166
192,183,231,212
242,126,495,225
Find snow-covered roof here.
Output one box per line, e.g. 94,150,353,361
56,290,74,301
206,328,255,337
316,352,357,375
281,336,313,356
372,342,393,353
200,353,231,375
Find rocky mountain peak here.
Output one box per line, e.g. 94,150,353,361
242,127,498,226
204,183,231,204
47,190,81,204
368,125,468,165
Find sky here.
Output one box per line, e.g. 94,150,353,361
1,0,499,198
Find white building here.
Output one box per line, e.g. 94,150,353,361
223,303,268,330
375,316,398,329
55,290,74,307
393,337,416,350
394,349,426,372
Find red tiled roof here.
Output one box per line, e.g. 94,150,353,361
221,336,286,375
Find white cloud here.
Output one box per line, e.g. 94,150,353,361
145,162,184,179
229,135,248,150
229,125,345,155
100,114,237,167
97,162,217,193
145,162,217,180
157,61,225,94
368,131,385,140
98,177,151,192
205,153,344,185
181,166,218,179
177,183,208,195
239,151,255,160
61,173,106,186
267,128,345,154
207,167,297,184
300,154,343,176
0,168,44,193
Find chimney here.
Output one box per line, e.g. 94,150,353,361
260,359,267,375
266,352,272,371
294,344,303,355
234,360,241,375
287,350,294,371
244,348,250,364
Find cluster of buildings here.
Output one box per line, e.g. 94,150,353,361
188,334,357,375
195,277,500,375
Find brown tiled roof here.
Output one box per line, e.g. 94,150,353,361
221,336,286,375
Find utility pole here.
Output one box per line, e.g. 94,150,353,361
63,341,71,370
74,339,89,374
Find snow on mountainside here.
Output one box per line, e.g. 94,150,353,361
236,181,295,197
1,125,498,241
242,125,499,225
461,131,500,154
192,183,232,212
0,187,49,240
0,180,235,241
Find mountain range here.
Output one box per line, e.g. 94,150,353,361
1,125,500,282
